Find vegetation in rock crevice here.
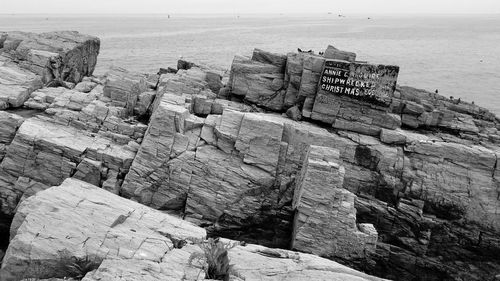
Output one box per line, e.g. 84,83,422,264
188,238,242,281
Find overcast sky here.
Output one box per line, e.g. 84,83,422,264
1,0,499,14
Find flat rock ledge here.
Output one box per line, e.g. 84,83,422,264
0,178,384,281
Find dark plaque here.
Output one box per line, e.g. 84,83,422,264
317,60,399,106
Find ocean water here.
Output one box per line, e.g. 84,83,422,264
1,14,499,115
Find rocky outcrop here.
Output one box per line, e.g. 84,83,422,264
118,48,499,280
1,31,499,281
1,31,100,84
0,178,385,281
0,117,137,215
0,31,100,110
292,145,378,259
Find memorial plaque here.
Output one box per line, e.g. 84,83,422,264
316,60,399,107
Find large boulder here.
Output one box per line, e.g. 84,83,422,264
1,31,100,84
0,178,206,281
0,178,386,281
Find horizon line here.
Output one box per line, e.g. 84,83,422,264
1,12,500,15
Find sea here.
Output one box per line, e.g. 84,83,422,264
1,13,499,115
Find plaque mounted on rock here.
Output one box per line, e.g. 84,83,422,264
316,60,399,107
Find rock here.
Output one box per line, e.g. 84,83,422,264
0,112,24,145
74,80,97,93
134,91,156,116
403,140,499,229
103,67,148,115
229,243,386,281
0,178,385,281
177,59,196,70
251,48,288,71
205,71,223,94
286,105,302,121
299,54,324,117
284,52,304,107
0,62,43,108
158,66,177,75
25,87,98,111
0,117,136,214
1,31,100,84
292,145,377,259
229,55,286,111
324,45,357,62
379,128,407,144
333,119,382,136
73,158,102,186
233,112,285,173
1,39,500,281
101,171,120,195
0,178,206,281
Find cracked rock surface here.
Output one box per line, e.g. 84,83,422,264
0,32,499,281
0,178,385,281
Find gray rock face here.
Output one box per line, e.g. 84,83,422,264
0,178,206,281
229,54,286,111
0,117,136,215
0,61,43,108
292,145,377,259
0,178,385,281
103,67,148,115
1,31,100,84
0,31,100,110
1,33,499,281
324,45,357,62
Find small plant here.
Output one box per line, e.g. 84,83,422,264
189,238,241,281
64,256,101,279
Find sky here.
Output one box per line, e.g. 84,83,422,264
0,0,499,14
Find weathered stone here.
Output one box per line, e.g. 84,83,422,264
121,97,190,204
73,158,102,186
1,31,100,83
103,67,148,115
229,55,286,111
73,80,97,93
234,112,284,173
299,54,324,117
0,112,24,144
403,140,500,230
134,91,156,116
0,117,136,214
379,128,407,144
324,45,357,62
0,178,206,281
333,119,382,136
292,145,377,259
251,48,287,71
286,105,302,121
228,243,386,281
0,178,384,281
284,52,304,107
0,62,43,108
205,71,223,94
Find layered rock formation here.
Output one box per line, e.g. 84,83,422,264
0,31,100,110
0,178,385,281
0,31,100,84
0,31,499,281
292,145,378,259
